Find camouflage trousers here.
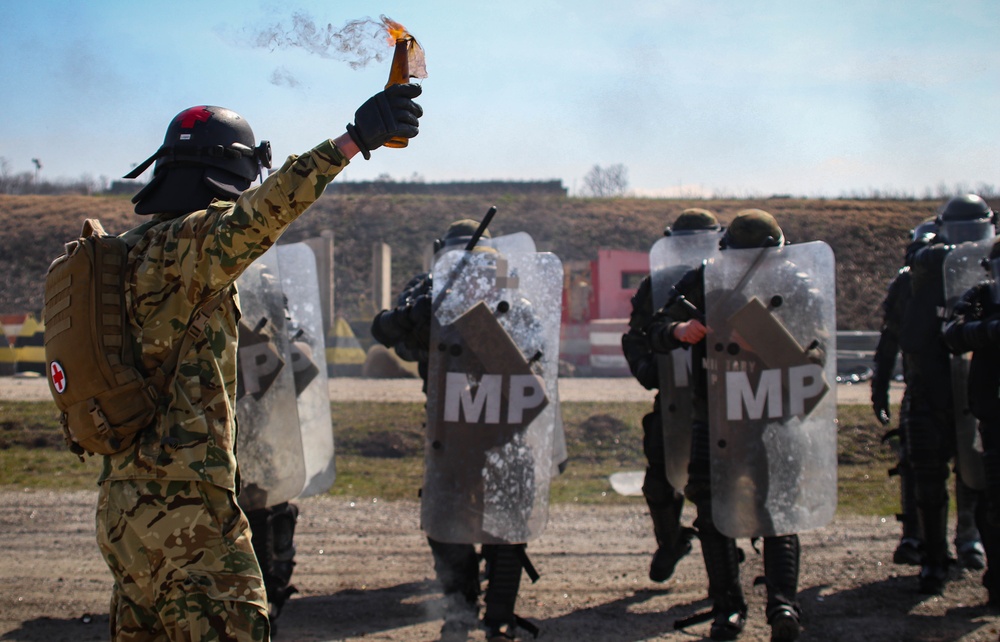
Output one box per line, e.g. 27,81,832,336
96,479,270,641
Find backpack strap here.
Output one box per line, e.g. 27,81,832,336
145,290,230,406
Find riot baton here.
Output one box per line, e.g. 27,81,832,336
431,206,498,312
464,206,497,251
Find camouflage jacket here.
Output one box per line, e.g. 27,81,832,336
100,140,349,490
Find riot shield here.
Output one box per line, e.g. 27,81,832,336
649,232,722,490
943,240,990,490
235,247,307,512
703,241,837,537
490,232,537,255
488,234,567,476
423,247,563,544
277,243,336,498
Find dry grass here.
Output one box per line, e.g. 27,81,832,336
0,193,937,329
0,399,903,515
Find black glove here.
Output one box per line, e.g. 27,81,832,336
873,399,890,426
347,84,423,160
408,293,431,326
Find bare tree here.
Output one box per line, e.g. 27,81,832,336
582,164,629,197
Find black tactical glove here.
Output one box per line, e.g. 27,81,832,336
873,398,890,426
408,293,431,326
347,84,423,160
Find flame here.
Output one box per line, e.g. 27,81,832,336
381,15,409,43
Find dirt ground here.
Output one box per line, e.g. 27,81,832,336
6,378,994,642
0,491,997,642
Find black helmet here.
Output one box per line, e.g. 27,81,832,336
936,194,995,244
720,209,784,250
433,218,493,254
909,217,938,242
126,106,272,216
665,208,721,236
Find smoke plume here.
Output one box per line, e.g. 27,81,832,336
251,12,390,70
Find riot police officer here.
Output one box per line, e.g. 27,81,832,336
873,217,986,570
648,210,832,642
372,220,554,642
900,194,994,594
943,235,1000,608
621,208,720,583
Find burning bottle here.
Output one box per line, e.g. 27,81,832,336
381,16,427,149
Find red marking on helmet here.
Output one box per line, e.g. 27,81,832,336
178,107,213,129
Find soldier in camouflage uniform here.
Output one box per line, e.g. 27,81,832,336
97,85,422,641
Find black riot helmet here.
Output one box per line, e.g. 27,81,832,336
126,106,272,216
909,217,938,242
935,194,995,244
719,209,784,250
664,208,721,236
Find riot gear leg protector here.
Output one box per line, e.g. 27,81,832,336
643,412,693,582
482,544,539,640
975,490,1000,608
905,393,954,594
891,396,925,565
687,422,746,641
893,453,924,565
984,446,1000,529
247,502,300,622
955,472,986,570
697,520,747,641
914,481,951,594
428,537,480,638
763,535,801,642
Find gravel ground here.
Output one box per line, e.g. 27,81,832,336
3,376,966,642
0,491,996,642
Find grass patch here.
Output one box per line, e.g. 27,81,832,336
0,399,907,517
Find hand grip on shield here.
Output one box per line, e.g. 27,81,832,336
673,318,707,344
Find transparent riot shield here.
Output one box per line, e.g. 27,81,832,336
277,243,336,498
423,247,563,544
490,234,567,475
235,247,307,511
650,232,722,490
703,241,837,537
490,232,537,255
943,240,991,490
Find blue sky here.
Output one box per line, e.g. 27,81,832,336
1,0,997,198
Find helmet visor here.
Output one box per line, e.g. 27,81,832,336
940,219,994,244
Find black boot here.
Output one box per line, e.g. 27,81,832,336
700,528,746,640
893,455,924,565
482,545,528,641
763,536,801,642
916,494,950,595
647,497,695,582
428,538,480,640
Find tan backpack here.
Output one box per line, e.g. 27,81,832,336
43,219,222,459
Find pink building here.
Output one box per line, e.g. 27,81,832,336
560,249,648,376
